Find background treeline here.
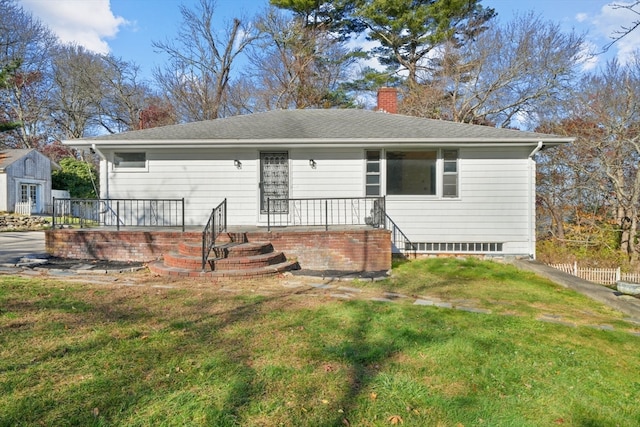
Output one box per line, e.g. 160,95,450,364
1,0,639,267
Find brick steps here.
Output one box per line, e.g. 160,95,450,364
211,250,285,271
148,259,299,278
152,234,298,279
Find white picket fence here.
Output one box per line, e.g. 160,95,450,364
14,202,32,216
550,262,640,285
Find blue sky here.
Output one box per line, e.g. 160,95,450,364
18,0,640,81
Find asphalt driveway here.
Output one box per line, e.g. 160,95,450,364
0,231,48,266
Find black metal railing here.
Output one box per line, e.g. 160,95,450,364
266,197,385,231
266,196,416,258
383,212,417,258
202,198,227,270
52,198,185,231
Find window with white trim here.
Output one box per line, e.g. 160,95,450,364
386,150,437,196
365,150,381,196
114,152,146,169
443,149,458,198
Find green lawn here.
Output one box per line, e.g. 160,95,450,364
1,258,639,426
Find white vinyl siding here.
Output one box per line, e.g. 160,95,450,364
384,147,534,256
103,149,258,225
100,145,535,256
101,147,366,226
0,174,7,211
288,149,363,198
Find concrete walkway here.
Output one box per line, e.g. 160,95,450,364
0,231,48,266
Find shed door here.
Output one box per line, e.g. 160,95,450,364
260,152,289,213
20,183,38,213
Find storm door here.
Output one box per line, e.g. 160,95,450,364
260,152,289,214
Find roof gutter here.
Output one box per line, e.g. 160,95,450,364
67,138,571,150
91,143,106,160
528,141,544,158
527,141,544,259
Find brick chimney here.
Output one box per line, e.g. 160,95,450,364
376,87,398,114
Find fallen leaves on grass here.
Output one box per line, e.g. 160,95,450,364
388,415,403,424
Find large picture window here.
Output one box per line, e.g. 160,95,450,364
114,152,146,169
386,151,437,195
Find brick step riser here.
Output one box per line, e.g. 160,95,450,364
177,241,272,258
215,233,248,244
148,260,299,278
164,250,286,271
210,252,287,271
163,252,209,270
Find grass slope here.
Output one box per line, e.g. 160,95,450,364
1,258,639,426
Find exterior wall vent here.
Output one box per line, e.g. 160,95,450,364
411,242,504,253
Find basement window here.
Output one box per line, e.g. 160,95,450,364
414,242,503,253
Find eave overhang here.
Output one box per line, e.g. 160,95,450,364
65,137,574,150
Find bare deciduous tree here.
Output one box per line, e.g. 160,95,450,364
603,1,640,52
400,13,586,129
50,45,104,139
243,7,358,110
153,0,258,122
577,59,640,262
0,0,57,149
539,56,640,263
51,45,159,140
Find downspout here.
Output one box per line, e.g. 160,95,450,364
527,141,544,259
91,144,108,199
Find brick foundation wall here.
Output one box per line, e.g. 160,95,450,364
247,229,391,273
45,229,202,262
45,228,392,273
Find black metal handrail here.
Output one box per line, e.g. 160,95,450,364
202,198,227,270
383,212,417,258
266,197,385,231
52,198,185,231
265,196,416,258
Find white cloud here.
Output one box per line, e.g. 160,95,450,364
575,12,588,23
592,1,640,64
18,0,129,54
577,40,600,72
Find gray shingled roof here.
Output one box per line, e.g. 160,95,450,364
0,149,33,172
74,109,571,145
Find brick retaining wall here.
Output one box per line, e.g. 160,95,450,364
45,229,197,262
45,228,392,273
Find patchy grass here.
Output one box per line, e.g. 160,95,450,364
375,257,631,327
1,259,640,426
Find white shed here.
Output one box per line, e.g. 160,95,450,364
0,149,58,214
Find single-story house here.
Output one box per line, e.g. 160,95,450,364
61,89,572,264
0,149,58,214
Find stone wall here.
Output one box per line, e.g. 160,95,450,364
0,214,50,231
45,228,392,273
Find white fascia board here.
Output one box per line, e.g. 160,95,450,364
65,137,574,150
